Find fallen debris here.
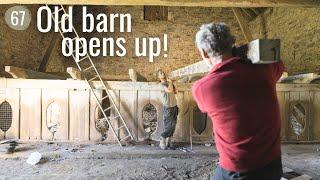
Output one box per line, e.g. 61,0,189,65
6,141,18,154
26,152,42,165
0,140,19,154
282,167,313,180
177,147,195,153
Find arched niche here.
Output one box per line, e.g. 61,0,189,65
193,106,207,135
290,103,307,138
0,101,13,134
46,101,61,136
94,106,109,134
142,103,158,135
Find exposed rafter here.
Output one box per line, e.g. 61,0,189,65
0,0,319,7
232,8,253,43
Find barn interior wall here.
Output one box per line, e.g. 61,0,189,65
249,8,320,75
0,5,245,80
1,6,319,79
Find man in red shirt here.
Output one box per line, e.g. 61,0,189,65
192,23,284,180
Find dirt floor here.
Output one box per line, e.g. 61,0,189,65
0,141,319,179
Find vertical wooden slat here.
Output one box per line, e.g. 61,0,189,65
119,90,138,140
283,91,290,141
300,91,312,140
108,89,120,142
89,89,103,141
69,90,90,141
41,89,68,140
137,90,150,141
0,88,5,139
277,91,286,140
313,92,320,140
150,90,164,141
20,89,42,140
172,91,184,141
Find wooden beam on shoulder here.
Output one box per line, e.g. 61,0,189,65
0,0,319,7
169,60,209,80
5,66,64,79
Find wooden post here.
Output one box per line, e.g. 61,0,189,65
67,67,82,80
129,69,138,82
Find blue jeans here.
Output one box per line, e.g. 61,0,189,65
212,157,283,180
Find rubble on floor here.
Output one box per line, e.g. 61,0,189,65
0,142,318,179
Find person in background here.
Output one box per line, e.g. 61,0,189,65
158,70,179,150
192,23,284,180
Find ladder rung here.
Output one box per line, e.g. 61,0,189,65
101,95,109,100
120,135,131,141
73,46,83,53
52,8,64,16
82,66,94,72
78,55,89,62
109,115,120,121
116,125,126,131
103,106,113,112
88,75,99,82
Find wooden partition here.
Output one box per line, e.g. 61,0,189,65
0,78,320,143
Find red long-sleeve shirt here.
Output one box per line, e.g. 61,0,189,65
192,57,284,172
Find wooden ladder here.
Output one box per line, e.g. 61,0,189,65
45,5,134,146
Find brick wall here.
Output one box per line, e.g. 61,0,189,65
0,5,54,77
2,5,319,80
0,5,245,80
249,8,320,75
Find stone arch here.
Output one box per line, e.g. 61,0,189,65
142,103,158,135
0,101,12,133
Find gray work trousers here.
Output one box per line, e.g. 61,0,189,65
161,105,179,138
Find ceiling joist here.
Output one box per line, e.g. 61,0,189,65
1,0,319,7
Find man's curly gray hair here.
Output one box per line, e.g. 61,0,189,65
195,23,234,57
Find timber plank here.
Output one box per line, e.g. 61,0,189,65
69,90,90,141
20,89,42,140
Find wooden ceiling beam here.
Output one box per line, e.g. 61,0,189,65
0,0,319,7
